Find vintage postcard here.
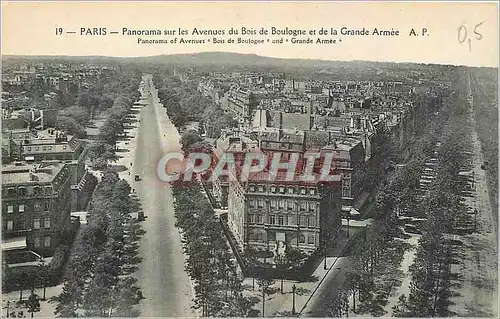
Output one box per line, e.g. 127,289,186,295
1,1,498,318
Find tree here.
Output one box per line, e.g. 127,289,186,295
59,106,90,126
56,116,87,138
87,141,118,169
77,92,100,110
180,130,203,153
37,264,51,301
26,291,41,318
256,273,275,317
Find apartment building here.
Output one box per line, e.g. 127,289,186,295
4,128,88,211
221,89,259,123
2,161,72,256
228,172,341,256
212,130,260,208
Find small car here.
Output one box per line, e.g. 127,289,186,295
135,175,141,181
137,211,146,221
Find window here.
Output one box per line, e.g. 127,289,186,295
308,235,315,245
34,218,40,229
278,200,285,209
279,187,285,194
7,221,13,231
19,204,25,213
44,201,51,211
7,205,13,214
309,203,316,212
300,188,306,195
308,216,316,227
278,215,284,226
270,200,277,209
34,202,42,211
299,234,306,244
27,147,32,152
248,231,255,241
287,201,294,211
44,217,51,229
249,199,256,208
342,176,351,188
45,186,52,195
300,202,307,211
269,215,276,225
256,231,264,242
342,188,351,198
7,187,16,196
44,236,51,247
249,185,255,192
19,187,27,196
34,237,41,248
288,187,294,194
258,185,264,192
257,199,264,208
309,188,316,195
256,214,263,224
299,215,307,227
268,231,276,242
270,186,276,193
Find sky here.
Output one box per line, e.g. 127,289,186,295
1,1,499,67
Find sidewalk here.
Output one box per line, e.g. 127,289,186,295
2,285,63,318
243,227,354,317
115,105,142,185
383,234,420,315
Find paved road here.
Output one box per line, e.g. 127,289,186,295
131,85,196,317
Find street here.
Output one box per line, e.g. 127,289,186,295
131,80,196,317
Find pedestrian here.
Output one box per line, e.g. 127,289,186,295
136,289,144,302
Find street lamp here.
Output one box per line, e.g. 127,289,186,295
346,215,350,238
324,249,327,270
292,284,297,315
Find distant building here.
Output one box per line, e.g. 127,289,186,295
2,161,72,256
221,89,259,124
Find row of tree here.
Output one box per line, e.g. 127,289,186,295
171,182,258,316
320,86,454,317
86,95,136,169
51,170,143,317
154,73,237,137
393,70,474,317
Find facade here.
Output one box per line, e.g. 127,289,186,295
221,89,259,123
3,128,88,211
228,173,341,257
212,130,260,208
2,161,72,256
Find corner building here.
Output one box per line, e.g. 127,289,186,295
228,171,341,257
2,161,72,256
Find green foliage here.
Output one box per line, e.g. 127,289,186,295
172,183,256,317
52,169,143,317
59,105,90,126
87,141,118,169
56,116,87,138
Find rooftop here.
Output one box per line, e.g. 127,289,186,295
2,161,66,185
